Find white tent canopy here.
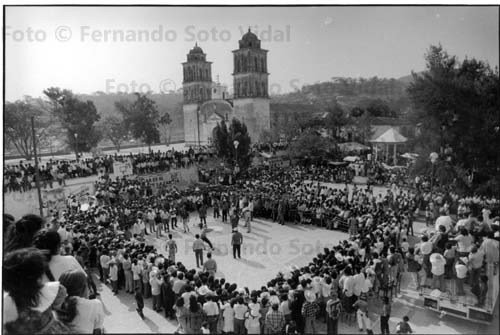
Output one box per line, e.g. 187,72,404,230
338,142,370,152
343,155,360,162
401,152,419,160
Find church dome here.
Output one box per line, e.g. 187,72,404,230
239,28,261,49
189,43,204,54
242,29,258,42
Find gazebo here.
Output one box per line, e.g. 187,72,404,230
369,127,407,165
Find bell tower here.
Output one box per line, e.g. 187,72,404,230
232,28,271,142
182,43,212,145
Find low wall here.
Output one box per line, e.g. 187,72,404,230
4,180,96,219
4,166,198,219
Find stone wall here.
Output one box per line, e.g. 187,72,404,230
183,103,200,145
233,97,271,142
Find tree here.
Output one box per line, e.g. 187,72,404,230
324,102,350,139
159,111,173,146
259,129,279,145
43,87,102,158
355,97,395,117
407,44,500,195
228,118,252,169
281,111,312,142
212,120,230,158
4,99,49,160
115,93,161,150
365,98,395,117
212,118,252,169
99,115,128,152
288,129,333,158
351,111,374,143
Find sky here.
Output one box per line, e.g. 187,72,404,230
4,6,499,100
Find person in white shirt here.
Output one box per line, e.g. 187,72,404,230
147,209,156,234
131,221,141,237
482,207,492,225
202,294,220,334
430,253,446,291
418,235,434,277
99,250,111,283
32,229,85,282
58,270,105,334
150,271,164,312
401,237,410,254
455,259,468,296
57,224,68,243
352,268,365,298
435,210,452,232
131,259,142,290
233,297,248,335
279,293,292,323
138,218,146,237
220,298,235,333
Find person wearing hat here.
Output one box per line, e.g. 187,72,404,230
301,290,319,334
326,290,341,335
354,292,374,334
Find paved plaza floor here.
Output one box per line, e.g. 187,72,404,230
5,174,498,333
96,213,499,334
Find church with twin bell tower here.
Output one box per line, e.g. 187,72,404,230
182,29,271,146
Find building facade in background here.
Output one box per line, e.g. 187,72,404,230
182,30,271,146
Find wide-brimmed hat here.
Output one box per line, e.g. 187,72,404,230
305,289,316,303
250,309,260,318
198,285,210,296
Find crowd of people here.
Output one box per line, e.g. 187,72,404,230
3,147,213,193
3,157,500,334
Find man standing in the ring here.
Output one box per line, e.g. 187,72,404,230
231,229,243,259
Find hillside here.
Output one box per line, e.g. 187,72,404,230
271,75,415,115
75,75,417,145
79,92,185,143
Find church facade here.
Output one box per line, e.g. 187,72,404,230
182,29,271,146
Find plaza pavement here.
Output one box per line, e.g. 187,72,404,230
98,211,499,334
4,172,498,333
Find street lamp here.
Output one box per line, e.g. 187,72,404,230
233,139,240,174
74,133,79,161
429,152,439,196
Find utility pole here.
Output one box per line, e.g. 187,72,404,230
31,116,44,217
197,105,201,148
